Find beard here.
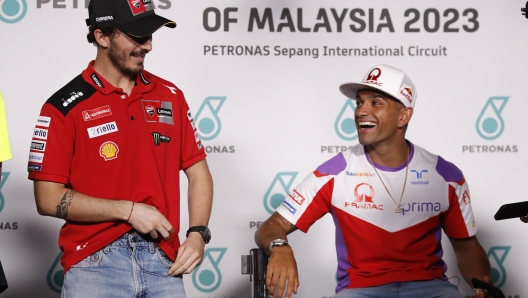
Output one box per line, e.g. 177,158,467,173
107,38,147,79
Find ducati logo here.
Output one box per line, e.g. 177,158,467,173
146,105,155,117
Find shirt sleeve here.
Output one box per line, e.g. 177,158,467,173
178,91,206,170
0,92,12,162
441,173,477,239
28,103,75,184
277,152,347,232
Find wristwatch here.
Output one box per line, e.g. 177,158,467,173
186,226,211,244
269,239,289,253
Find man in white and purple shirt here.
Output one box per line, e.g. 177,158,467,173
255,64,493,298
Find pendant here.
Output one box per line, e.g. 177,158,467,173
394,204,402,213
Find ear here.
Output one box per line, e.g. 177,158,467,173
94,29,111,48
397,107,413,128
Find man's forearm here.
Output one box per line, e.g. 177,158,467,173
451,236,492,287
34,180,132,222
185,160,213,227
255,212,297,256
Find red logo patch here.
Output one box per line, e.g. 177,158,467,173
82,105,112,121
127,0,146,15
366,68,382,81
354,183,374,202
289,190,306,205
462,190,471,205
364,68,383,86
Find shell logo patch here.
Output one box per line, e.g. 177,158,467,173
100,141,119,161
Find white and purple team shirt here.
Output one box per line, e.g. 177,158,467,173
276,142,477,292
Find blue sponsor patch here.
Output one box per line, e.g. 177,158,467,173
282,201,297,214
28,164,42,172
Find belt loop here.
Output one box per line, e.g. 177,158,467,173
149,241,156,253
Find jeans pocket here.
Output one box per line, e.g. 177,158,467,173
70,249,104,268
155,247,174,269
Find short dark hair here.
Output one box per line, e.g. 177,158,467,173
86,26,116,46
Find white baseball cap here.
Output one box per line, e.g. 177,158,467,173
339,64,417,108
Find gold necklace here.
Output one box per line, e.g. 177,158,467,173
367,146,410,213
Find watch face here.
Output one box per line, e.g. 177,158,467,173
201,227,211,243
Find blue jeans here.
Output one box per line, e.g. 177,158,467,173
333,279,465,298
62,232,186,298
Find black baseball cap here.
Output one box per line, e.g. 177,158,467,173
86,0,176,38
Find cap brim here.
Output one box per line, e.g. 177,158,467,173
118,14,176,38
339,82,405,106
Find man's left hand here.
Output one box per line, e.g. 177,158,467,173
168,233,205,276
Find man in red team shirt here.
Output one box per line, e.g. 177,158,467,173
255,64,494,298
27,0,213,296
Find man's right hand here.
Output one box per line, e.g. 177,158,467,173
127,202,174,240
266,245,299,298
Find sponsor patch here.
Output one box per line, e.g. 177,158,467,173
127,0,145,15
399,84,413,104
31,141,46,152
289,190,305,205
145,105,155,117
363,67,383,86
139,72,150,85
33,128,48,140
95,15,114,23
90,73,104,88
28,152,44,163
163,84,177,94
62,92,84,107
187,109,196,129
36,116,51,127
157,108,172,117
152,132,171,146
282,201,297,214
99,141,119,161
28,164,42,172
142,100,174,125
82,105,112,121
87,121,118,138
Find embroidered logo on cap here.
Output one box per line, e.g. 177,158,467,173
364,68,383,87
400,84,413,104
128,0,145,15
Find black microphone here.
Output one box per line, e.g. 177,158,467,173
522,1,528,18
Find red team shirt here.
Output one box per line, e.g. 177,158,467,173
276,143,477,292
28,62,206,272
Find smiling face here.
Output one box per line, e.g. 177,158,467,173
354,89,412,147
106,30,152,79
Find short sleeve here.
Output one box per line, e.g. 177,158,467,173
0,92,12,162
28,103,75,184
178,91,206,170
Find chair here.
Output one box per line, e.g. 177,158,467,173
241,248,268,298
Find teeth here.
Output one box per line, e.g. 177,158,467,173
359,122,376,127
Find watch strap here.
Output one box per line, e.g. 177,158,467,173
186,226,211,244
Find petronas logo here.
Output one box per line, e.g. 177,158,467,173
152,132,161,146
